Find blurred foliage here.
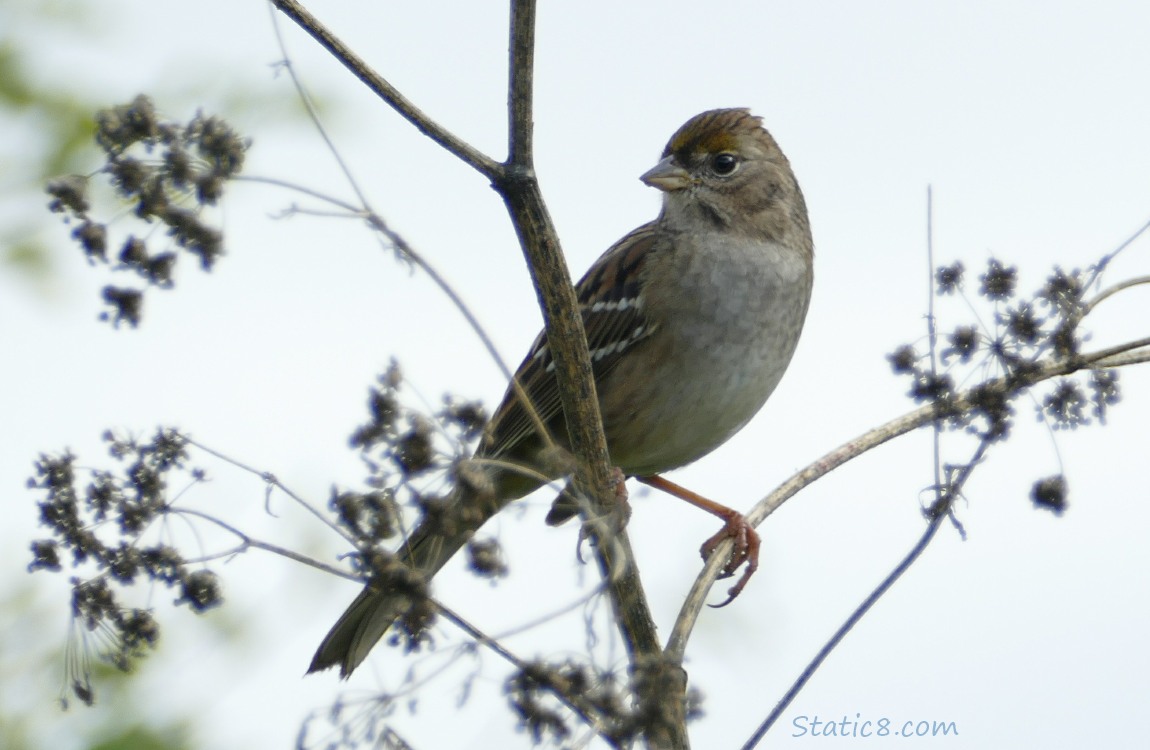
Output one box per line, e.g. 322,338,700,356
0,31,99,284
0,0,315,292
0,41,99,172
88,728,192,750
1,2,292,748
0,582,193,750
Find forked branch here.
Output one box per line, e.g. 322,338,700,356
269,0,667,742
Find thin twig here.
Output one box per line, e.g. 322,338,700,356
925,186,947,540
238,177,557,450
489,583,610,642
739,439,992,749
267,5,374,212
1084,214,1150,288
180,496,611,728
236,175,360,212
177,484,612,731
181,433,355,545
173,507,357,581
436,602,614,742
259,12,560,446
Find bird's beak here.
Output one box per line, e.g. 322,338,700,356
640,156,691,192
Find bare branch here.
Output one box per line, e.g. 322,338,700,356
1084,275,1150,316
500,0,661,671
1083,335,1150,363
269,0,502,179
507,0,534,167
500,1,670,742
1091,346,1150,369
666,337,1150,662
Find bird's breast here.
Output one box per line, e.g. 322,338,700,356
599,235,812,475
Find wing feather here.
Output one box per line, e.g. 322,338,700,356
480,223,661,463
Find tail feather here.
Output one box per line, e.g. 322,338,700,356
307,521,471,678
309,455,547,677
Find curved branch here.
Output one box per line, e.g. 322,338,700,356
666,339,1150,662
1085,336,1150,364
1085,275,1150,316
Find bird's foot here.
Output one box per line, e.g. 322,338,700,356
700,511,760,607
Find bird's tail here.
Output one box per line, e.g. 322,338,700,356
307,452,538,678
306,506,477,678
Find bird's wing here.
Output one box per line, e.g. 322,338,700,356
480,222,661,462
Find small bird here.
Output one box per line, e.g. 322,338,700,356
309,108,814,677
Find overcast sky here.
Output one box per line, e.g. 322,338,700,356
3,1,1149,748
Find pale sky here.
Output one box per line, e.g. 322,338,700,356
3,1,1149,748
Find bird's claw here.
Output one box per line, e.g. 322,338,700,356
700,512,760,607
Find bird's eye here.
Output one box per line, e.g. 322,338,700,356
710,153,739,176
